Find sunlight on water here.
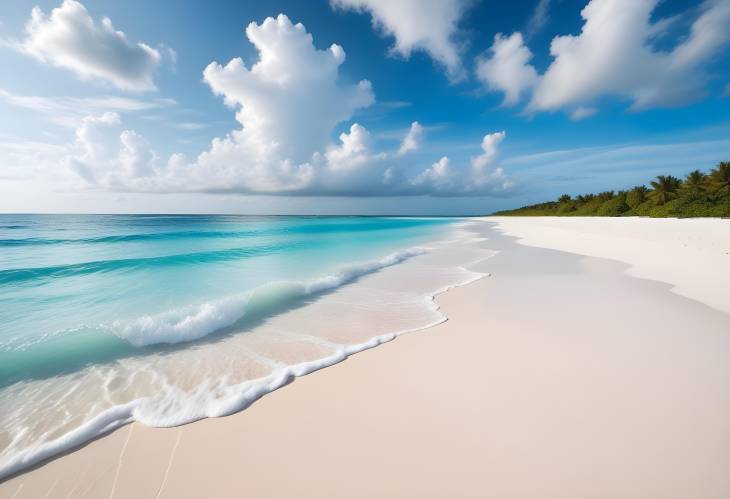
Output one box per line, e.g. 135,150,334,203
0,215,493,479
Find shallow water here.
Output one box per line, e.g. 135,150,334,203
0,215,493,478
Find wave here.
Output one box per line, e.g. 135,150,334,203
0,243,491,482
0,241,310,286
0,246,429,386
0,331,404,481
112,246,428,347
0,230,266,247
0,219,446,247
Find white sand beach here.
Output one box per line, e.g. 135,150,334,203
2,217,729,499
491,216,730,315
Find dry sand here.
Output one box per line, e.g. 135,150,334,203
2,218,730,498
491,216,730,315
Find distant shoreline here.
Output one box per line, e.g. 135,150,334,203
494,162,730,218
3,217,729,498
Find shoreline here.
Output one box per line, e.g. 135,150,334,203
0,264,489,484
3,218,730,497
0,221,491,481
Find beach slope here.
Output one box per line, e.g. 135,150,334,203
2,217,729,498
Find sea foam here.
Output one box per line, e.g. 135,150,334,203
112,246,429,347
0,221,494,481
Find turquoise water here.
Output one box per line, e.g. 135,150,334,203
0,214,495,480
0,215,453,387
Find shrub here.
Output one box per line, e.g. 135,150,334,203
557,201,577,214
596,193,630,216
626,186,648,209
491,166,730,218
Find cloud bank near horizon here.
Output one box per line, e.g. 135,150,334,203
3,12,513,198
2,0,728,205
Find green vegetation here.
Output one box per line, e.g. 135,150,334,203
494,162,730,218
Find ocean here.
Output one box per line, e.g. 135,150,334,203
0,214,491,478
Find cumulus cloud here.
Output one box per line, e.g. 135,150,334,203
324,124,383,171
6,111,513,197
409,131,513,196
64,113,159,188
471,131,504,171
396,121,423,156
2,14,513,198
191,13,374,193
469,131,513,191
412,156,452,190
476,33,538,106
477,0,730,115
330,0,469,80
16,0,162,91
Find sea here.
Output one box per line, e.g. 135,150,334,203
0,214,493,479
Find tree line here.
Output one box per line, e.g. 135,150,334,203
493,162,730,218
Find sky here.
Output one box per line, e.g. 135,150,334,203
0,0,728,215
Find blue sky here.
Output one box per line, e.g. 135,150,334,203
0,0,728,214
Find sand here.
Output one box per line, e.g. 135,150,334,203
2,217,729,498
491,216,730,315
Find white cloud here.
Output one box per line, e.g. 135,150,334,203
330,0,469,80
1,14,513,198
0,88,174,127
410,131,513,196
396,121,423,156
312,123,394,195
478,0,730,115
525,0,552,39
17,0,162,91
324,124,383,172
476,33,538,106
201,14,373,164
0,140,66,180
2,111,514,197
412,156,452,190
469,131,513,191
570,106,597,120
471,131,504,172
46,14,378,195
534,0,730,112
191,13,375,193
65,112,158,188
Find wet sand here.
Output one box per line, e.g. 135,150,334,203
2,219,729,498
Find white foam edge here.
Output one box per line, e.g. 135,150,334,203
0,232,497,481
111,246,432,348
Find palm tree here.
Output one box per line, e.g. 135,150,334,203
626,185,649,209
597,191,615,202
649,175,682,205
709,162,730,195
682,170,707,196
558,194,572,203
